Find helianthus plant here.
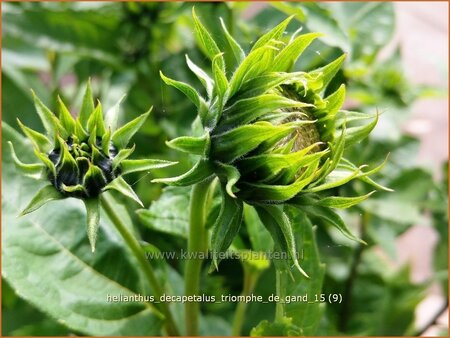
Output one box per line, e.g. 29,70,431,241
157,9,389,335
9,82,180,335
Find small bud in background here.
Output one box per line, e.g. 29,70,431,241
10,81,176,252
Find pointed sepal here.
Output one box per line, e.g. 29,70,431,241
8,142,45,179
112,145,135,170
87,102,106,137
31,89,65,138
79,79,95,128
210,186,243,271
56,95,76,135
192,7,225,71
297,204,366,245
152,159,213,186
121,158,177,175
104,94,126,132
112,109,151,148
219,17,245,64
166,133,210,156
103,177,143,207
84,197,100,252
256,205,309,278
16,119,52,153
20,185,65,216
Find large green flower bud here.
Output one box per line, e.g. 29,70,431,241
157,10,390,275
10,82,175,251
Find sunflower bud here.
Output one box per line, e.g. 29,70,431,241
156,10,390,275
10,82,176,251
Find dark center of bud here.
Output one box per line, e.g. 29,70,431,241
47,136,120,198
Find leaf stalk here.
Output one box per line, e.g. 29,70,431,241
100,193,180,336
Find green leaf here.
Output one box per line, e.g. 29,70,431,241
83,197,100,252
340,156,393,192
344,112,379,148
284,207,325,335
57,136,79,180
3,122,164,335
210,187,243,270
243,204,273,252
104,94,126,132
8,141,45,179
16,119,52,153
160,71,204,109
215,162,240,198
305,167,361,193
236,72,302,100
74,118,88,141
3,6,120,63
256,205,308,277
318,192,374,209
296,191,375,209
186,54,214,97
313,127,345,183
121,158,177,175
101,128,112,156
112,109,151,148
221,94,313,128
137,186,190,239
219,17,245,64
88,125,97,147
103,177,143,207
212,53,229,102
192,7,225,71
56,95,75,135
298,205,365,244
324,2,395,61
87,101,107,137
311,54,346,91
238,143,324,181
211,122,297,163
112,145,135,170
79,79,95,128
314,85,345,142
34,149,56,177
239,158,319,202
251,15,294,51
280,2,350,51
31,89,63,138
228,46,277,98
251,317,302,336
273,32,323,72
152,159,214,186
20,185,65,216
166,133,210,156
323,84,346,118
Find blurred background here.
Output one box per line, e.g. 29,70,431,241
2,2,448,336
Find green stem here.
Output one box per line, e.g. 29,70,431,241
232,265,260,336
275,269,286,321
100,194,179,336
339,211,370,332
185,179,214,336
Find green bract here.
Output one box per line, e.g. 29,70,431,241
157,10,390,276
10,82,175,251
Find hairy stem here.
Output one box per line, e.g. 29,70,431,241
232,265,260,335
101,194,179,336
275,269,286,321
185,179,214,335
